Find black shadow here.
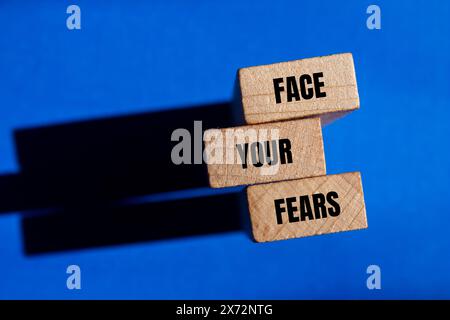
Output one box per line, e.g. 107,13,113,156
0,102,238,213
0,102,252,254
22,192,247,255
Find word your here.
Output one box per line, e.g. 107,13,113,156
236,139,292,169
66,5,81,30
66,265,81,290
366,5,381,30
273,73,326,104
274,192,340,224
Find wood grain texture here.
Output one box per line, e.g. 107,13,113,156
247,172,367,242
238,53,359,125
205,118,326,188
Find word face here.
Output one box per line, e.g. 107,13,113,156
273,73,326,104
236,139,292,169
238,53,359,124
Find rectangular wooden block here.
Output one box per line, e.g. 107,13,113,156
247,172,367,242
205,117,326,188
238,53,359,125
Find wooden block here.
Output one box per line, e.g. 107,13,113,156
247,172,367,242
205,117,326,188
238,53,359,125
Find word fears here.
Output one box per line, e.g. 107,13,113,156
247,172,367,242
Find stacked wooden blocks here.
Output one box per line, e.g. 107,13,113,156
205,53,367,242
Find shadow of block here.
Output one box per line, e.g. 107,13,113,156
0,102,252,255
22,192,247,255
0,102,237,213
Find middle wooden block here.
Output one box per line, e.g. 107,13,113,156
205,117,326,188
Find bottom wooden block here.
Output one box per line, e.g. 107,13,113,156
246,172,367,242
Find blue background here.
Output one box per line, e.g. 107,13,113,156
0,0,449,299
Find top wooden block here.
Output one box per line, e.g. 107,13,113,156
238,53,359,125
